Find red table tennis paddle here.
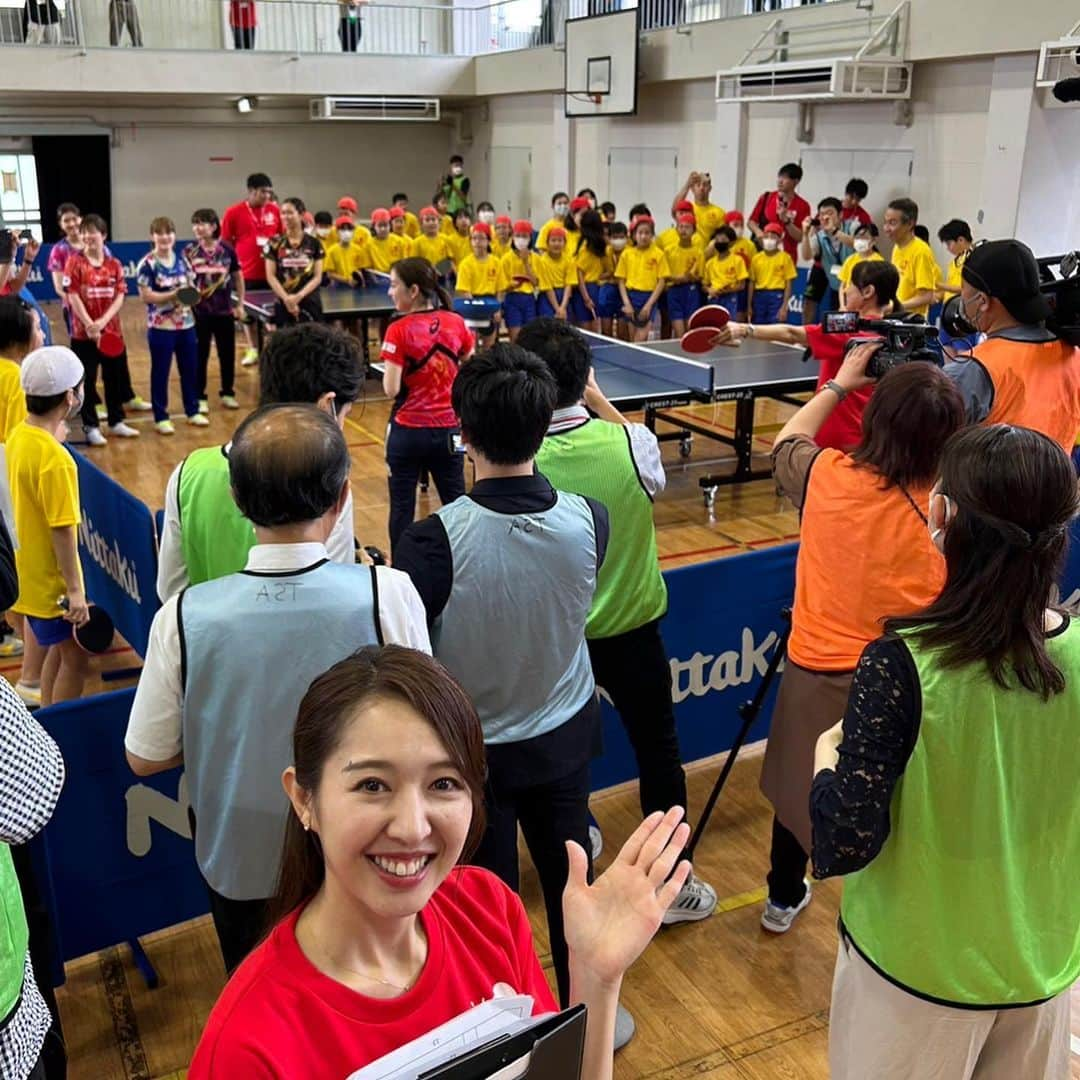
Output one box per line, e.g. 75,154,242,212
688,305,731,331
97,327,125,358
58,598,115,654
680,326,724,354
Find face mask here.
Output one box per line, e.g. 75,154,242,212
553,203,569,218
451,165,463,177
68,387,84,419
611,237,627,251
513,236,530,251
762,238,780,252
316,227,331,239
854,238,871,254
339,230,354,244
477,210,495,224
715,242,730,255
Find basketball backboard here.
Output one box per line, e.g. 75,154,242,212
564,8,639,118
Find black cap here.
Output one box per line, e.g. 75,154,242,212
961,239,1051,324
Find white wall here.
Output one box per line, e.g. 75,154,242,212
1016,95,1080,258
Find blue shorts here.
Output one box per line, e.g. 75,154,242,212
27,615,72,647
712,292,742,319
598,283,622,319
570,282,600,324
537,294,569,320
666,283,701,323
752,288,785,325
503,291,537,329
732,285,749,314
621,288,659,324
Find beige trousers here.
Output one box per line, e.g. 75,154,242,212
829,937,1071,1080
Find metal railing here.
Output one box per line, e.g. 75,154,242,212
0,0,849,56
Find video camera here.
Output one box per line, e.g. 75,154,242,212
822,311,942,379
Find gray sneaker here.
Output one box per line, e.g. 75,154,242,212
614,1003,635,1052
760,880,812,934
662,873,718,925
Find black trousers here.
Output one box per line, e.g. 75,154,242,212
205,883,271,975
194,312,236,398
70,337,126,429
386,422,465,554
340,15,361,50
233,25,255,48
472,756,592,1008
767,816,809,908
587,619,688,820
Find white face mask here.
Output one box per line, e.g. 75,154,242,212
854,237,871,254
762,237,780,252
928,491,953,552
611,237,627,251
451,164,463,177
553,203,569,218
338,230,354,244
513,236,530,251
315,227,331,239
478,210,495,224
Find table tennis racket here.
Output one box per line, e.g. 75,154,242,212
687,305,731,331
58,597,115,654
680,327,723,354
175,285,202,307
98,326,125,358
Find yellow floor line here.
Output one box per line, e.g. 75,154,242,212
715,885,768,913
345,416,385,445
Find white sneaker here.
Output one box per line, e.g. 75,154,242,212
241,348,259,367
85,427,107,446
589,824,603,862
198,399,210,415
614,1004,635,1052
221,395,240,410
761,880,812,934
15,681,41,706
662,873,718,925
108,421,140,438
187,413,210,427
156,419,175,435
125,395,153,412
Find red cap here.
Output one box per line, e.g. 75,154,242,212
335,216,354,229
512,220,533,236
725,210,744,225
495,214,512,226
547,226,567,240
388,206,405,220
569,196,590,213
763,222,784,236
675,199,695,214
371,208,391,224
631,215,655,231
419,206,438,218
337,196,358,212
676,213,696,227
471,222,492,239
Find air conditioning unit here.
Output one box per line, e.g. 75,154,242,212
716,59,911,103
309,97,441,122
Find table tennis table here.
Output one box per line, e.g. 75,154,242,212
581,331,818,506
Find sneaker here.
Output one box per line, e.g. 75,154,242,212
221,394,240,410
241,348,259,367
85,426,107,447
614,1004,635,1052
125,395,153,412
108,421,140,438
15,681,41,706
761,880,812,934
156,419,175,435
187,413,210,427
589,824,603,862
95,403,106,420
198,399,210,415
662,874,718,925
0,635,23,658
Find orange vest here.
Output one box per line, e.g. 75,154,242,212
788,451,945,671
975,336,1080,452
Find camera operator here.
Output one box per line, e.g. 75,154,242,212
713,260,900,450
943,239,1080,452
800,198,845,323
756,342,965,935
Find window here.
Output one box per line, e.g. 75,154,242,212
0,154,42,241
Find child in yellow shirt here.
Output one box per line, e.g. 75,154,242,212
367,209,409,273
491,215,512,261
446,209,473,270
749,224,797,324
665,213,703,338
570,210,614,332
500,220,538,342
410,207,452,277
455,223,506,347
835,223,884,289
323,216,371,285
536,228,575,320
615,216,670,343
392,193,420,238
703,225,750,320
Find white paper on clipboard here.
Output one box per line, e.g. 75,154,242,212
347,994,547,1080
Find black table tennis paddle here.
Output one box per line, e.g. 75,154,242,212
58,597,115,654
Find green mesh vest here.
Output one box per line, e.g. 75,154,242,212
536,419,666,639
177,446,257,587
0,845,28,1018
841,621,1080,1006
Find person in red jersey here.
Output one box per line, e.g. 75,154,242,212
380,257,474,553
189,645,690,1080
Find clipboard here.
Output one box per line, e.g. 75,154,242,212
419,1004,586,1080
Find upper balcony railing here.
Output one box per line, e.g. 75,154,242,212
0,0,847,59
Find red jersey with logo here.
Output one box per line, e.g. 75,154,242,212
62,253,126,342
380,309,474,428
229,0,257,28
750,190,812,259
188,867,557,1080
804,323,873,450
220,199,282,281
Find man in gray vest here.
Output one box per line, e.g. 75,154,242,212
126,404,429,973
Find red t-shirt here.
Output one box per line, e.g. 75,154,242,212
62,252,126,342
803,323,873,451
841,205,873,230
230,0,257,28
381,309,474,429
189,868,557,1080
751,190,812,260
220,199,282,281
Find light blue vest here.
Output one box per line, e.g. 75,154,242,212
432,492,598,745
179,560,381,899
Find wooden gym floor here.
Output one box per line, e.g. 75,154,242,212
21,303,1080,1078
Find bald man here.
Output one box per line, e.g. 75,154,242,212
125,404,430,973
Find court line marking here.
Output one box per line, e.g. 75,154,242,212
715,885,769,914
658,543,741,562
345,417,385,446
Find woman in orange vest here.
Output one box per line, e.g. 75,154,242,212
757,342,965,934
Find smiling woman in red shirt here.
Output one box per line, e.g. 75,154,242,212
381,257,474,553
189,645,690,1080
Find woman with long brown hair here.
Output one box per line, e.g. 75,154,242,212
813,424,1080,1077
190,645,689,1080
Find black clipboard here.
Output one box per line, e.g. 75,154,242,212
418,1004,586,1079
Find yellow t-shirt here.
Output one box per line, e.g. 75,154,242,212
574,244,614,284
536,218,566,253
536,252,574,292
367,234,410,273
0,358,27,444
615,245,671,293
410,234,451,268
692,202,727,246
666,243,702,282
445,232,473,268
402,211,421,239
440,215,456,237
750,250,797,291
491,237,511,261
7,422,82,618
658,228,705,255
500,250,537,295
331,224,371,246
891,236,940,317
455,255,506,297
732,236,757,270
836,250,885,287
943,250,969,294
323,241,370,281
703,252,749,294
